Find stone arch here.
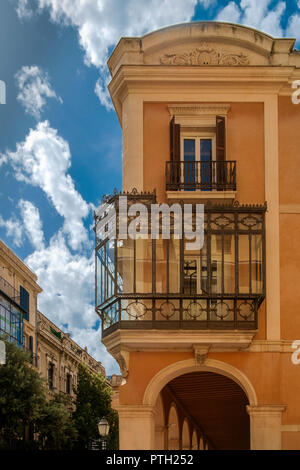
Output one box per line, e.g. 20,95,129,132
199,436,204,450
192,429,198,450
154,393,166,450
143,358,258,408
181,418,190,450
168,404,180,450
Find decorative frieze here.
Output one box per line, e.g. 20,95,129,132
160,43,249,66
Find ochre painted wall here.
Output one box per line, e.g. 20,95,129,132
143,102,265,204
279,96,300,205
280,215,300,338
119,351,282,406
278,97,300,339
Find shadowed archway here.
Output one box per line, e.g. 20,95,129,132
165,371,250,450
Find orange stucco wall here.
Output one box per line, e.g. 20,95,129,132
116,98,300,449
278,97,300,339
120,351,282,405
143,102,265,204
279,97,300,205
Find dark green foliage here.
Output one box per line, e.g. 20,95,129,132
36,393,77,450
0,340,118,450
0,340,45,449
72,363,116,449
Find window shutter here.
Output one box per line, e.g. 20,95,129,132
170,117,180,186
29,335,33,363
170,116,180,162
20,286,29,321
216,115,226,161
216,115,226,190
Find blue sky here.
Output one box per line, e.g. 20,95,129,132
0,0,299,374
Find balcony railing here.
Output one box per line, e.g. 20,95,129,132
166,160,236,191
101,294,262,337
0,275,20,303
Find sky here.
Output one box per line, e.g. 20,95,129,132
0,0,299,375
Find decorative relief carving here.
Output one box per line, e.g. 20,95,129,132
193,345,210,365
160,43,249,66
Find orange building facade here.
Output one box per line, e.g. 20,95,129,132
95,22,300,450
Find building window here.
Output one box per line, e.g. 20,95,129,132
0,294,23,346
48,362,54,390
66,373,72,395
20,286,29,321
167,109,236,192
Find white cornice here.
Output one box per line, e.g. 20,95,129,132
168,103,231,117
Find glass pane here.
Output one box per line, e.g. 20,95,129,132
184,139,195,162
224,234,235,294
184,259,197,295
200,237,208,293
238,213,262,230
251,234,263,294
184,139,196,189
96,246,105,304
210,300,234,321
106,240,115,299
239,235,250,293
135,239,152,293
117,239,134,293
156,239,167,293
156,299,179,321
210,234,222,294
200,139,212,190
169,238,180,293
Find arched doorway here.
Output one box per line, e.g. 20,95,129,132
181,419,190,450
168,405,180,450
163,371,250,449
191,430,198,450
145,359,255,450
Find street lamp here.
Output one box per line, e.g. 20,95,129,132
98,417,110,450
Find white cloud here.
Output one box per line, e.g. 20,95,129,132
1,121,89,250
198,0,216,8
258,1,286,37
24,231,120,374
286,12,300,42
0,215,23,247
18,199,45,250
15,0,33,19
16,0,199,110
94,72,114,111
216,2,241,23
216,0,286,37
15,65,62,119
71,325,120,374
239,0,285,37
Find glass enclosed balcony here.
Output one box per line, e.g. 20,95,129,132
95,191,266,337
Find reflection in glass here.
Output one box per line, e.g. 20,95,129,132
117,239,134,293
136,239,152,293
251,234,263,294
239,235,250,294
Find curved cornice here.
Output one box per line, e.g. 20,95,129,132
108,21,298,78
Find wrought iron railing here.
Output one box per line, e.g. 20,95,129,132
166,160,236,191
0,275,20,303
100,294,263,337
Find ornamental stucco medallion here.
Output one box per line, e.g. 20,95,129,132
160,42,249,66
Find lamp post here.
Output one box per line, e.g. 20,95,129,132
98,417,110,450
